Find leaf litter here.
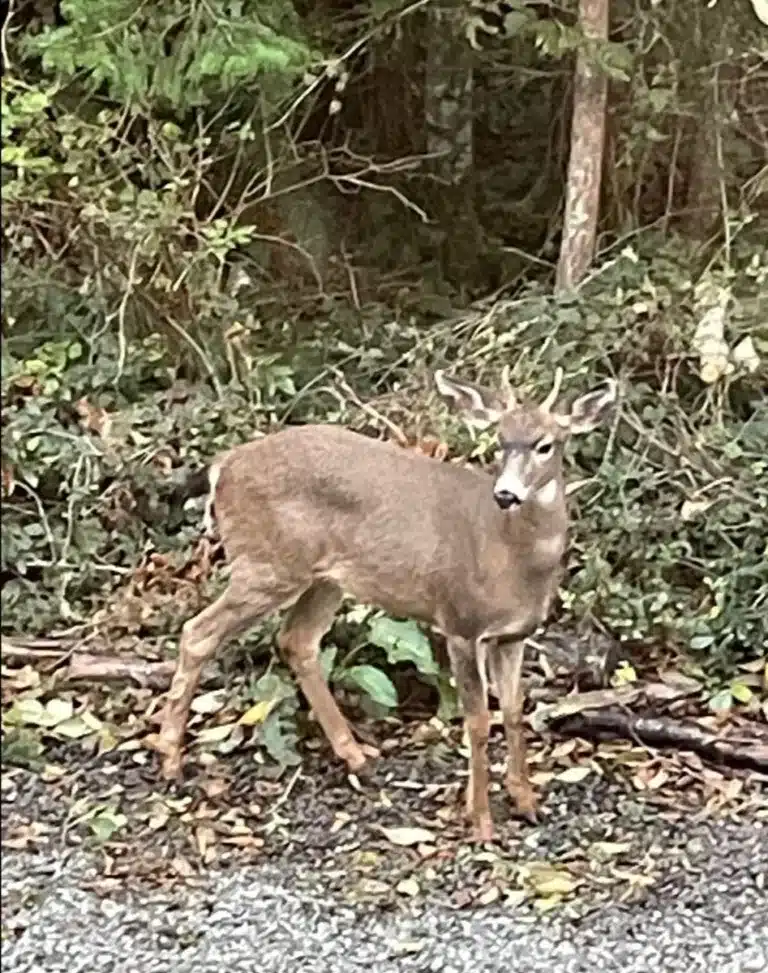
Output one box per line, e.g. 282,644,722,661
2,611,767,915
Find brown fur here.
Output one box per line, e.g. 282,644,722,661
156,371,617,841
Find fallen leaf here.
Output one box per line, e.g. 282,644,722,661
730,681,753,704
10,698,46,725
89,808,127,842
191,692,226,715
201,778,230,799
171,856,195,878
504,888,528,907
476,885,500,906
611,662,637,687
523,864,578,897
239,700,277,726
148,805,170,831
533,893,565,912
396,877,420,897
53,716,94,739
589,841,631,859
732,335,760,373
550,740,578,760
45,697,74,724
196,723,238,744
195,824,216,861
380,826,436,847
357,878,389,896
556,766,591,784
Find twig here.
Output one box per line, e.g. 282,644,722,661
331,372,410,446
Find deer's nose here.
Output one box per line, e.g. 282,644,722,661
494,489,523,510
493,471,529,509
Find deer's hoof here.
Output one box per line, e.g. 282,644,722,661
470,814,495,844
507,778,539,823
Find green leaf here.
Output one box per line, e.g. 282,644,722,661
9,698,46,726
260,712,301,769
708,689,733,713
341,665,398,709
53,716,94,739
730,681,753,704
367,617,438,676
88,808,127,842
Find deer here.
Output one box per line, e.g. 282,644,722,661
156,366,618,841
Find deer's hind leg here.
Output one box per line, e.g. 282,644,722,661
278,580,371,774
158,557,299,779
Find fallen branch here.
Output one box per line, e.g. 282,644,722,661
550,707,768,775
1,636,72,662
63,653,177,690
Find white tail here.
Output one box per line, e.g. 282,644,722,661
157,368,617,841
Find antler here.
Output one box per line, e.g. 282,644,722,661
541,366,564,412
500,364,517,409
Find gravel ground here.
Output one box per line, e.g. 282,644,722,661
3,816,767,973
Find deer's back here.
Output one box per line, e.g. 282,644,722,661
213,424,562,638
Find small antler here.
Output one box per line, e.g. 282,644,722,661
500,364,517,409
541,366,564,412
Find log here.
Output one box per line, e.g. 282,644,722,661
64,653,177,690
551,707,768,775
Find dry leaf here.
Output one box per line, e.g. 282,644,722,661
523,864,578,897
171,856,195,878
732,335,760,373
550,740,578,761
396,877,420,897
504,889,528,907
191,692,226,715
195,824,216,862
76,397,113,438
589,841,631,859
380,826,436,847
681,498,714,522
556,766,591,784
196,723,238,744
476,886,500,906
692,289,731,384
148,805,170,831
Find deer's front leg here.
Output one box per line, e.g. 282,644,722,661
489,638,537,821
447,638,493,842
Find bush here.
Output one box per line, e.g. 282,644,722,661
2,239,766,678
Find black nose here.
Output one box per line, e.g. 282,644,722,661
494,490,522,510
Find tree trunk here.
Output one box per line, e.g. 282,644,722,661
424,0,482,285
555,0,609,292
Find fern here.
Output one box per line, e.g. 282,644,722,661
24,0,315,111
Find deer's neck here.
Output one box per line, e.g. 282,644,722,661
501,474,568,568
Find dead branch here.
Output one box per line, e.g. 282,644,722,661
1,636,72,663
550,707,768,775
63,653,177,690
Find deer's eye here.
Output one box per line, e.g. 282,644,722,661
535,439,554,456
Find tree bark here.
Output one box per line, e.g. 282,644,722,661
555,0,609,292
424,0,483,284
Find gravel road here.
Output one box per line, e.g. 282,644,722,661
4,817,767,973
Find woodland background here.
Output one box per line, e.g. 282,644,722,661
2,1,767,771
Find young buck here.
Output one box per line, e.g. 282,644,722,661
157,368,617,841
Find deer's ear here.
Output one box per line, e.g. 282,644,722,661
562,379,618,434
434,370,506,426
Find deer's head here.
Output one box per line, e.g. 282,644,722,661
435,367,617,510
